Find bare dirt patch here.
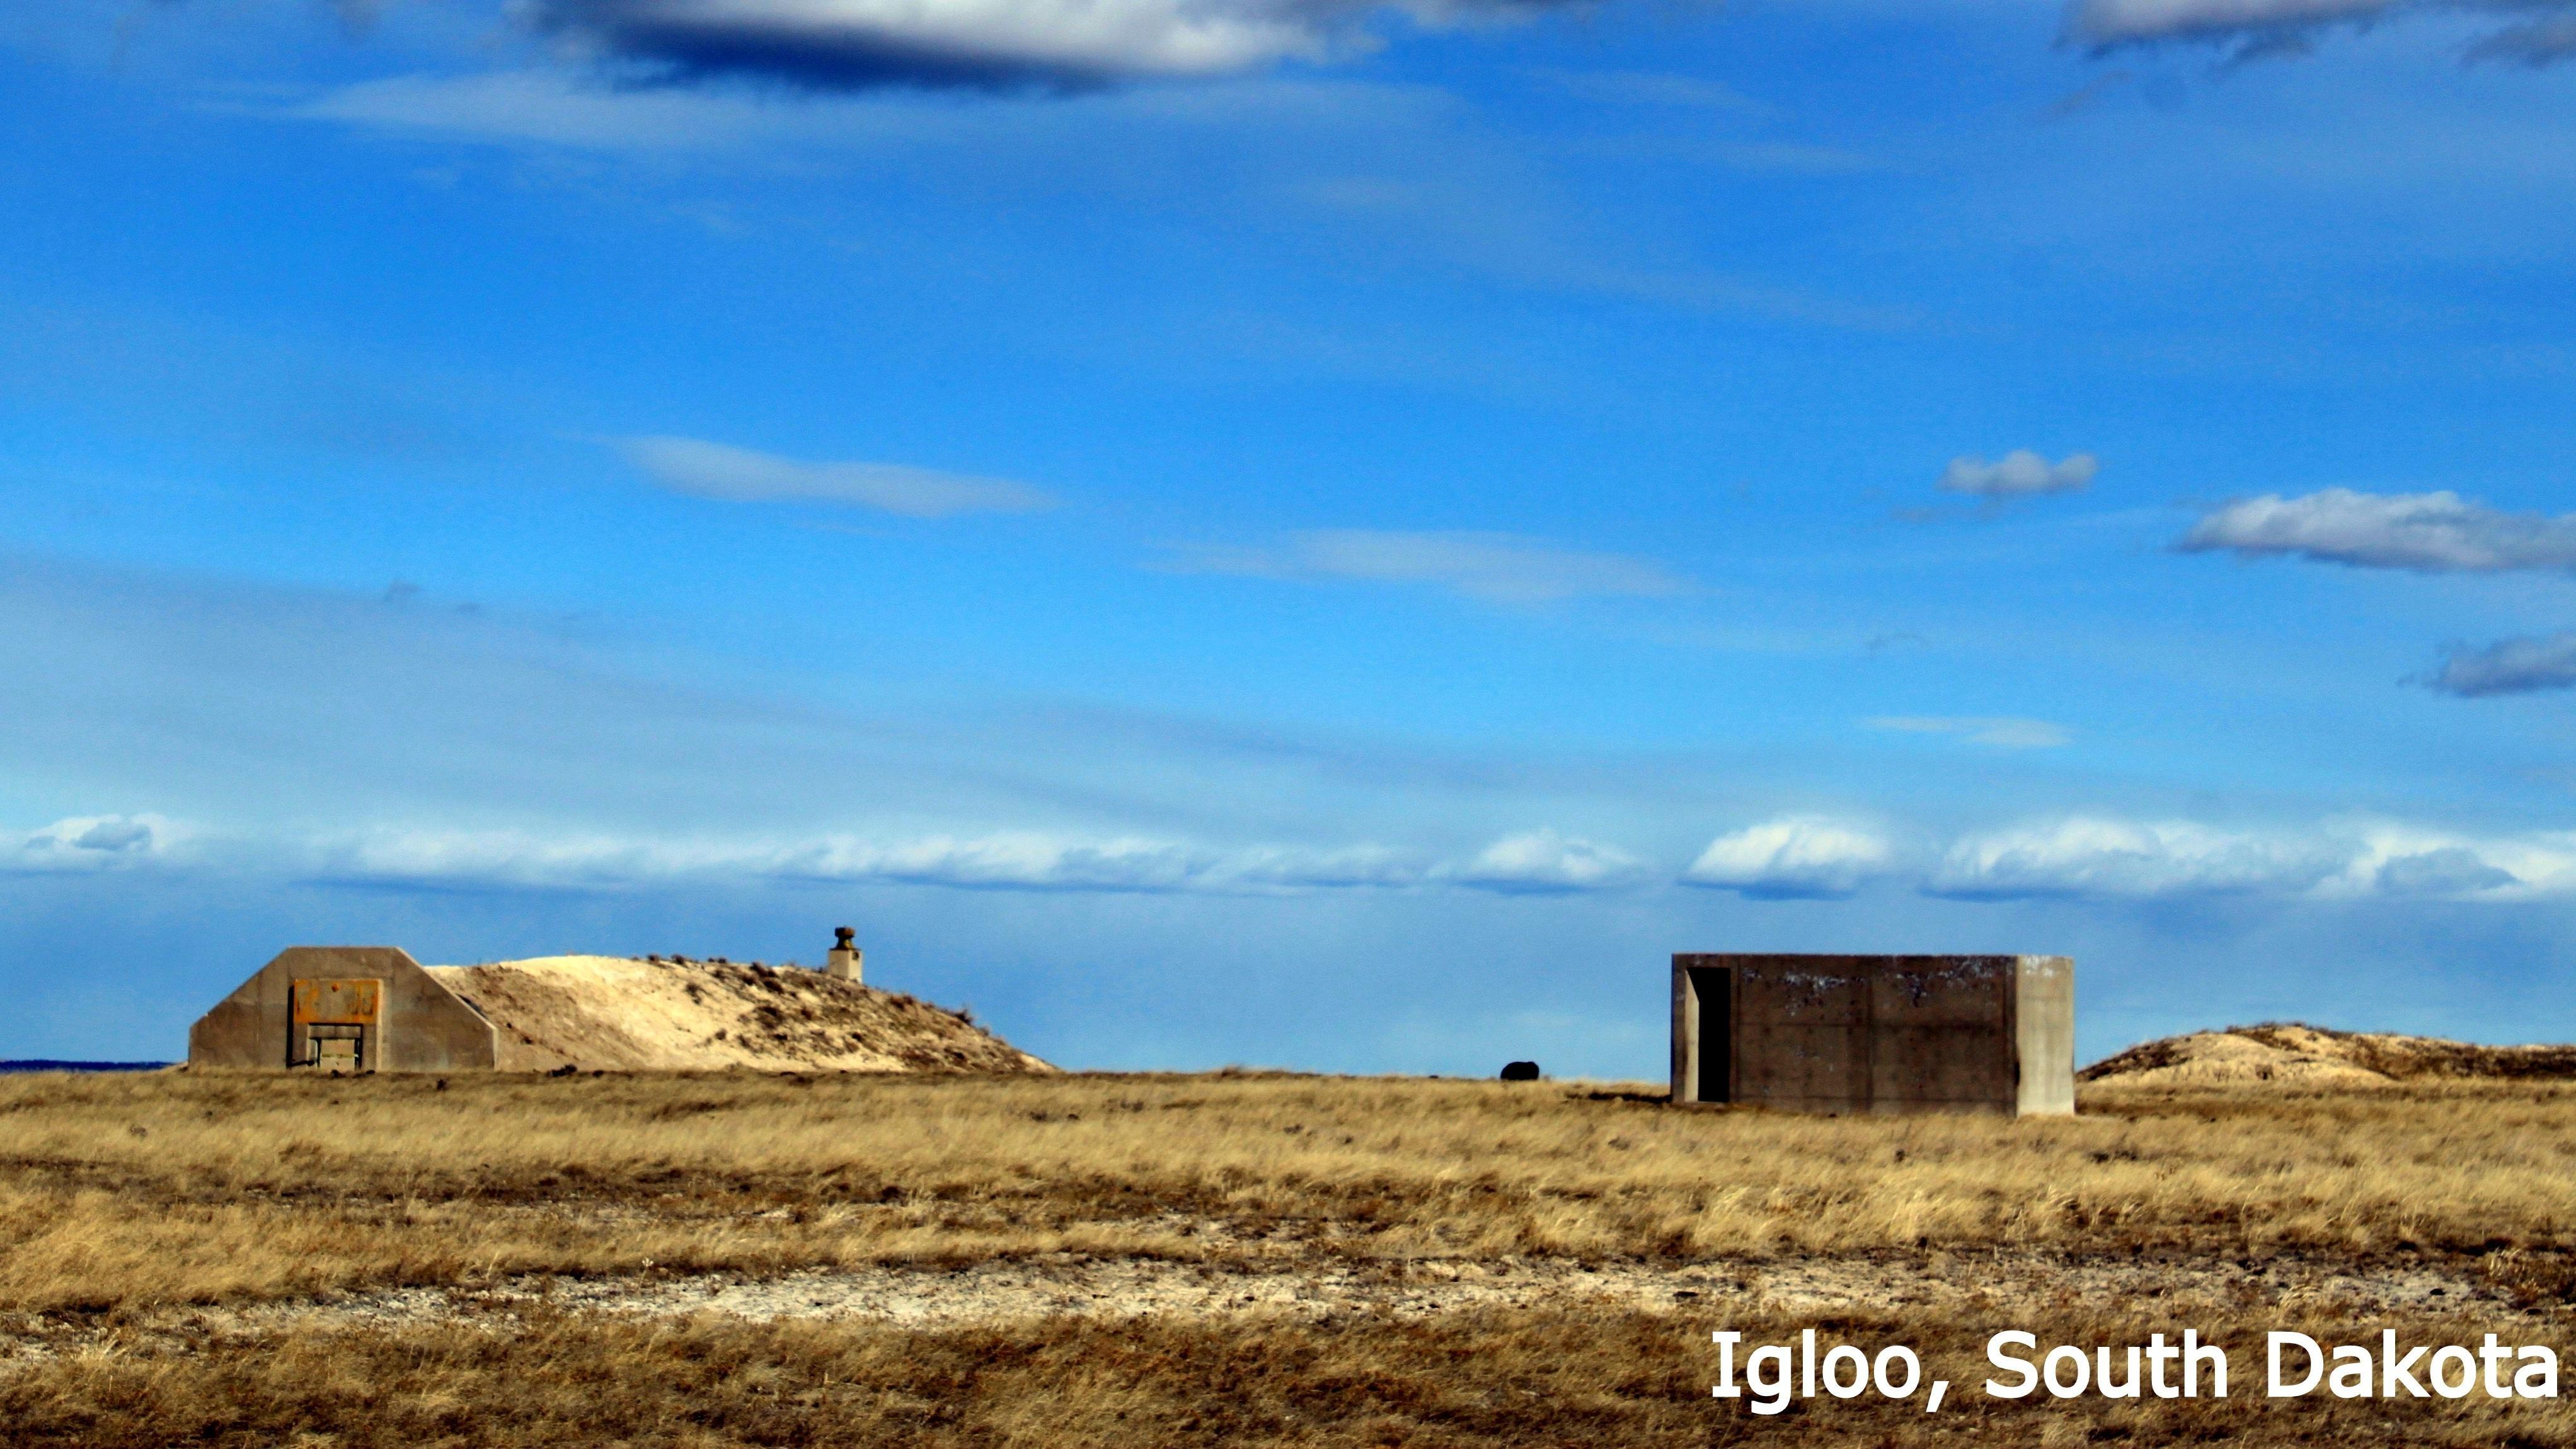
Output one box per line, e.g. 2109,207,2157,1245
217,1248,2520,1332
0,1247,2527,1368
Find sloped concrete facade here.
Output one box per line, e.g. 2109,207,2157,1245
1671,953,2074,1116
188,946,497,1071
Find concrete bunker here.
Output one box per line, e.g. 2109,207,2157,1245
1671,953,2074,1116
188,945,500,1072
186,931,1054,1075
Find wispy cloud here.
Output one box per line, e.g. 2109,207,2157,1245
290,824,1662,897
311,826,1390,894
2179,489,2576,572
2425,633,2576,698
1937,450,2098,499
2471,16,2576,64
2062,0,2576,65
1168,529,1687,604
614,436,1056,518
18,555,2576,952
1681,816,1894,899
1532,68,1769,112
2040,69,2134,120
1869,716,2072,749
1698,141,1878,176
292,72,778,151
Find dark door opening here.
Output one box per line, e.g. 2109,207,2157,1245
1688,967,1731,1102
301,1024,365,1070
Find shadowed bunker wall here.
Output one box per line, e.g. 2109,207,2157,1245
1671,954,2074,1116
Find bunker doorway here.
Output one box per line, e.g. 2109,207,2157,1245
302,1024,365,1070
1685,966,1731,1103
290,978,382,1070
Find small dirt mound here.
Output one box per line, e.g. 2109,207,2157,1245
424,955,1053,1074
2081,1022,2576,1087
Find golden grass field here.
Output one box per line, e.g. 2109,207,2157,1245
1,1067,2572,1446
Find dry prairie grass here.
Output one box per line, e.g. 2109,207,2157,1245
0,1069,2573,1315
4,1070,2573,1446
5,1302,2570,1448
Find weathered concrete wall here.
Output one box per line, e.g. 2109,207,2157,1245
2013,955,2076,1116
1670,954,2074,1116
187,946,498,1071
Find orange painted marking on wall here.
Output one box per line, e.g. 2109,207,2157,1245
292,979,383,1025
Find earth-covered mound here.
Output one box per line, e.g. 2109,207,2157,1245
2080,1021,2576,1087
423,955,1053,1074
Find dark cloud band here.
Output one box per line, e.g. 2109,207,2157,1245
529,0,1580,91
2426,633,2576,698
2063,0,2576,64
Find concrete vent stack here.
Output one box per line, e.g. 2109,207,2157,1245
824,925,863,984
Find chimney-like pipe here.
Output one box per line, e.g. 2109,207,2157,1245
825,925,863,984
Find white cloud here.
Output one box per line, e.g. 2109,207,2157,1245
803,833,1210,890
2427,633,2576,698
1219,843,1433,889
614,436,1056,518
1170,530,1686,604
2179,489,2576,572
2320,823,2576,902
1928,817,2348,900
319,828,716,887
28,807,2576,909
2370,845,2516,895
299,825,1657,896
1926,816,2576,903
1868,716,2072,749
2062,0,2576,63
1442,829,1645,893
1937,450,2098,499
527,0,1580,91
1659,809,2576,907
1682,816,1894,898
801,834,1430,891
9,815,177,873
318,827,1419,894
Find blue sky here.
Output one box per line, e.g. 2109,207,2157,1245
5,0,2575,1074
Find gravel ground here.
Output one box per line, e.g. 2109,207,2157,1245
0,1248,2529,1365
